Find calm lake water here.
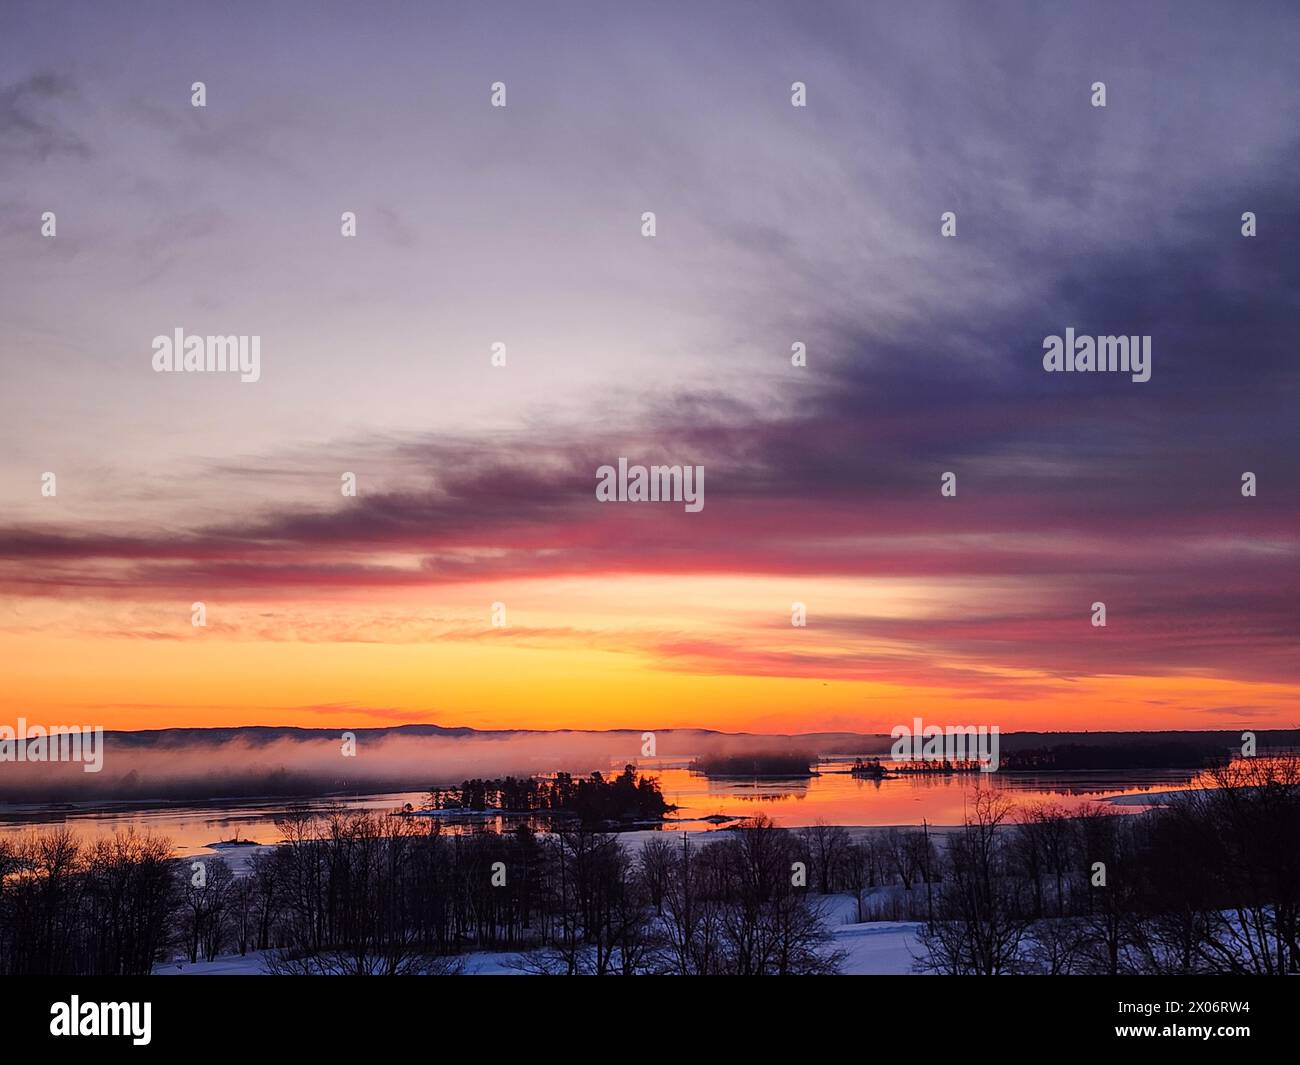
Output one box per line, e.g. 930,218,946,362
0,759,1215,859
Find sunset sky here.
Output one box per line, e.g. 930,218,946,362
1,1,1298,736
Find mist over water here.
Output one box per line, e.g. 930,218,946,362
0,727,697,803
0,758,1214,859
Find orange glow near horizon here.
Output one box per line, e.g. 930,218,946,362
4,574,1296,735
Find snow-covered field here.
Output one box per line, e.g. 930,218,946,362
158,827,937,975
155,891,924,976
156,953,269,976
829,922,924,975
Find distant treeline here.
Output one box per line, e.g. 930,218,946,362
999,742,1229,772
425,766,670,824
889,759,984,774
691,752,814,777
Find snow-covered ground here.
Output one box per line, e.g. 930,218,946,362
155,895,924,976
156,952,269,975
818,891,924,974
830,921,924,974
159,828,934,975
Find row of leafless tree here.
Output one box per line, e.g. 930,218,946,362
0,811,841,975
915,756,1300,974
258,810,840,974
0,828,173,975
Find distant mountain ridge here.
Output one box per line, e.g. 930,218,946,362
97,723,1299,751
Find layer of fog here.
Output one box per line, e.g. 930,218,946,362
0,727,874,803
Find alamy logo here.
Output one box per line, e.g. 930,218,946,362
151,328,261,383
50,997,151,1045
1042,328,1150,382
595,458,704,512
890,718,1000,772
0,719,103,773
